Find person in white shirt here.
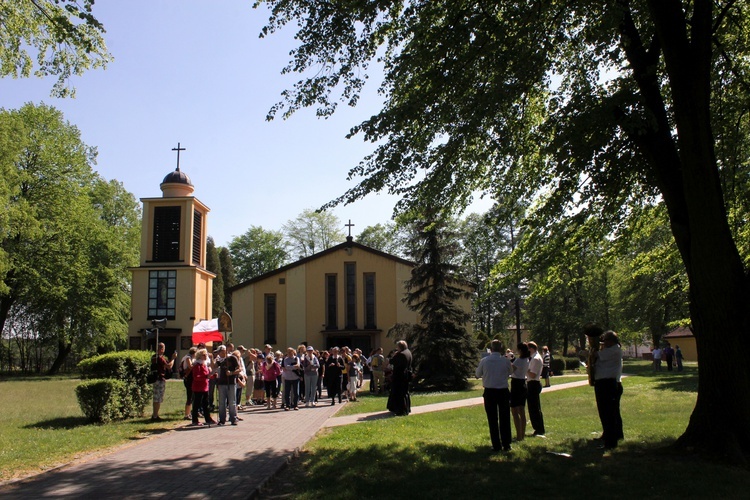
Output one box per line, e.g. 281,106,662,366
526,342,546,436
476,340,513,452
593,330,624,449
652,346,663,371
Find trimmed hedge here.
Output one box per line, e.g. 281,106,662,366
550,357,565,375
76,379,129,423
77,350,153,422
549,357,583,375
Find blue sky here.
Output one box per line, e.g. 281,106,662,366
1,1,490,247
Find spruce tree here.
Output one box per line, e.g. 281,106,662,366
206,237,223,318
399,214,477,390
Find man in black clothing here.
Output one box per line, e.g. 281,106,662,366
387,340,413,416
324,347,345,404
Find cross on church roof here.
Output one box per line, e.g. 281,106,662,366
345,219,355,238
172,142,186,171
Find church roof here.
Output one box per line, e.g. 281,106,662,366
228,239,414,293
161,167,193,186
664,326,694,338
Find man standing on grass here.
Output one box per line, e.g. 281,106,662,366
527,342,546,436
593,330,624,449
151,342,177,421
476,339,513,452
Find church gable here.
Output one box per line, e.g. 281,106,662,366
229,240,417,353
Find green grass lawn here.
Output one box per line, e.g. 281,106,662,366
335,373,588,416
0,377,186,482
3,361,746,499
262,361,749,499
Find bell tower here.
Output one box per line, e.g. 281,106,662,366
128,144,215,355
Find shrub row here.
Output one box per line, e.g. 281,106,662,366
549,357,582,375
76,350,153,423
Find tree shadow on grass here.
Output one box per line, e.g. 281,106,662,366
266,436,747,500
24,416,90,430
651,373,699,393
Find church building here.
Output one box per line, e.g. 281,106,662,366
229,237,421,354
127,146,215,356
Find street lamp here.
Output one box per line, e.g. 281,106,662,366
151,318,167,352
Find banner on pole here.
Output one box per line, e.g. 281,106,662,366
192,318,222,344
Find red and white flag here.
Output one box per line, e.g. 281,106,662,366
192,318,222,343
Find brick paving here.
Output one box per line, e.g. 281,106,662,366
1,378,595,499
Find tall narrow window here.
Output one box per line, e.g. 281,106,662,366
325,274,337,329
153,206,181,262
192,210,202,265
345,262,356,329
264,294,277,344
148,270,176,320
364,273,376,329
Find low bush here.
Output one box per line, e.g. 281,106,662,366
77,351,153,419
75,379,129,423
550,357,565,375
564,357,581,371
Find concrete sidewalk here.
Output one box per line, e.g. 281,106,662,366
324,378,593,427
2,378,596,499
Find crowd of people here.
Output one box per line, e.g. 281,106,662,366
476,340,549,452
150,340,414,426
651,343,684,372
476,334,623,453
154,334,624,453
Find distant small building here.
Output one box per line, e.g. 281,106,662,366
663,326,697,364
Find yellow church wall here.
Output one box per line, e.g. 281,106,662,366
230,285,254,348
229,241,471,356
395,262,416,325
286,265,307,348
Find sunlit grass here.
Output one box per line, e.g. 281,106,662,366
0,377,186,481
262,361,749,499
334,374,588,416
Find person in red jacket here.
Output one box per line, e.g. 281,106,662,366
189,348,217,426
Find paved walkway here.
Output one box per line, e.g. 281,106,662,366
2,378,595,499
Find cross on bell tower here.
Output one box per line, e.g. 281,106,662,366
172,142,186,171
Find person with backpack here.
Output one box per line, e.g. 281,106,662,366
179,347,197,420
216,346,241,425
151,342,177,421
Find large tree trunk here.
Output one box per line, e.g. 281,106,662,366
616,0,750,461
47,339,72,376
0,294,15,340
645,0,750,461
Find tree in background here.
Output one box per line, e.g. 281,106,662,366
218,247,236,314
395,211,476,391
0,104,139,373
282,208,345,259
206,237,223,318
609,205,690,347
459,213,510,347
228,226,288,283
255,1,750,458
0,0,112,97
356,222,407,257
